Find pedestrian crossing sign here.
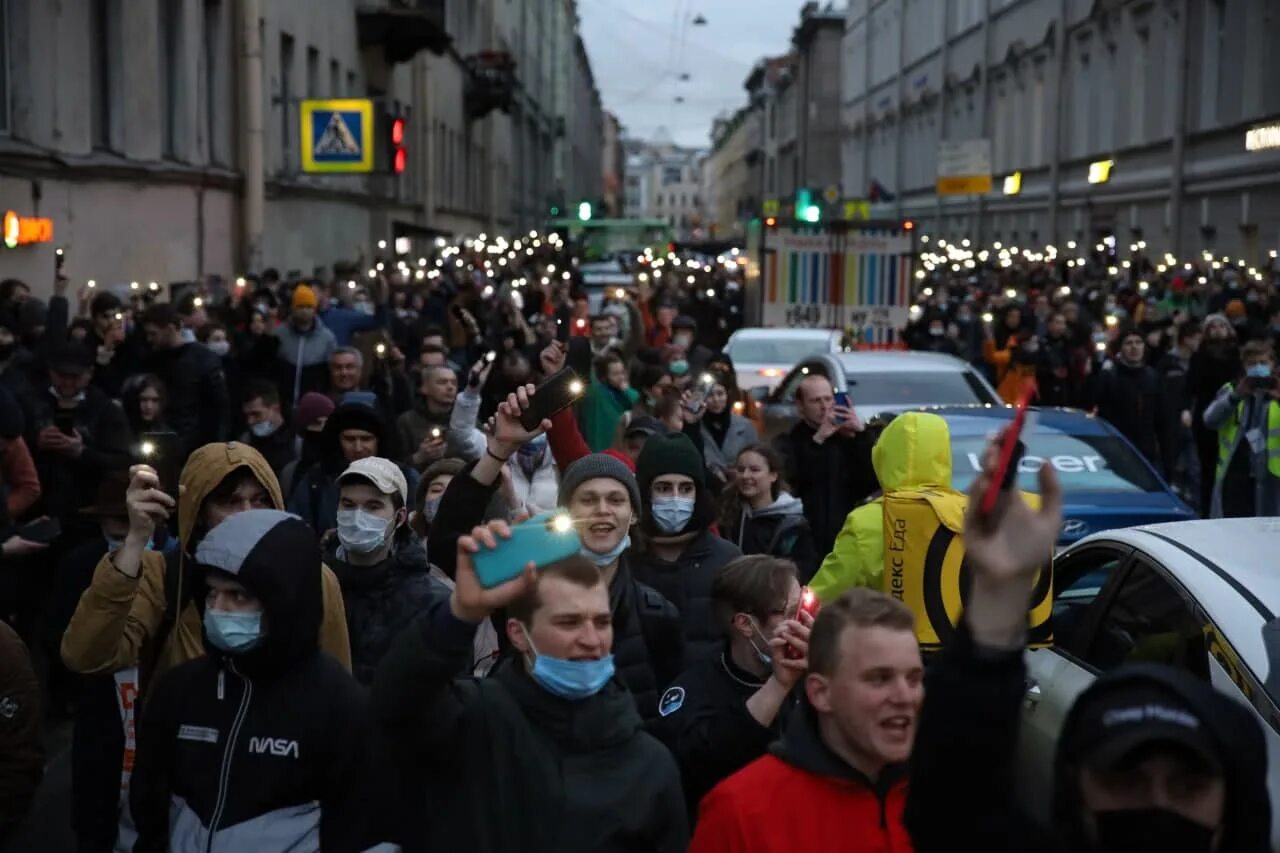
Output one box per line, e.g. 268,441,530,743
300,99,374,173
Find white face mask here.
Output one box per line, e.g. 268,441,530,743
336,508,393,554
207,340,230,357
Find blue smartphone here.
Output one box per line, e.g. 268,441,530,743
833,389,852,422
471,511,583,589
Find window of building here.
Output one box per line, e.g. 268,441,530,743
159,0,183,157
1131,27,1148,146
306,46,319,102
662,165,682,185
347,69,357,97
202,0,225,165
280,32,295,172
91,0,119,150
329,59,340,98
0,0,8,133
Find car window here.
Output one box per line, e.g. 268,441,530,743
846,371,987,407
950,433,1164,494
1082,559,1209,681
726,336,832,365
1051,548,1128,658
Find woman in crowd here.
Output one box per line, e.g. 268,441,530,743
717,445,817,582
698,373,758,487
120,374,169,439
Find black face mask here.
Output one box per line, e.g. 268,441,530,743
1092,807,1216,853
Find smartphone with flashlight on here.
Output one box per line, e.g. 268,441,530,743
978,379,1038,519
519,368,586,431
686,372,717,415
139,431,183,498
785,586,821,660
471,511,582,589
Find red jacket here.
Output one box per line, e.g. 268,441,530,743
689,704,913,853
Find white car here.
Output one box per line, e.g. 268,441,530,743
722,328,844,391
1017,518,1280,847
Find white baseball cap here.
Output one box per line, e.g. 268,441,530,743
337,456,408,505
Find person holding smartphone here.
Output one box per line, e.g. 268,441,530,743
371,519,689,852
1203,338,1280,518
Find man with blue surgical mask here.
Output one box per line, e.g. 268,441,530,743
129,510,388,852
324,456,444,685
632,432,742,663
371,519,689,852
1204,338,1280,518
239,379,296,478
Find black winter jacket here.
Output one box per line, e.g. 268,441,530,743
323,533,446,685
1093,360,1164,466
428,465,685,721
144,342,230,458
774,422,876,556
631,529,743,665
371,598,689,853
905,622,1271,853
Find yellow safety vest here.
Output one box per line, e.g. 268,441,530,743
1216,382,1280,481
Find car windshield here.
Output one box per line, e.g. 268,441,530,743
725,336,830,364
845,371,992,407
950,433,1164,493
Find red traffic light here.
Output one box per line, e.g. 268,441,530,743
903,219,915,231
764,216,778,228
391,118,406,146
393,148,407,174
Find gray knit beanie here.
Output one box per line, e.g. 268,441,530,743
558,453,641,512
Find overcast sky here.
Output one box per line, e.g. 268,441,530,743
578,0,815,149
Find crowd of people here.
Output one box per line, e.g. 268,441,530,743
0,229,1272,852
905,242,1280,518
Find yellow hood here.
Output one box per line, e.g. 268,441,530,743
177,442,284,546
871,412,953,492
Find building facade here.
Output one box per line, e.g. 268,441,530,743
704,106,760,239
622,133,707,239
0,0,604,294
841,0,1280,259
601,110,625,217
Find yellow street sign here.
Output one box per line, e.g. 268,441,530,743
935,175,993,196
762,198,781,217
301,99,375,173
841,199,871,221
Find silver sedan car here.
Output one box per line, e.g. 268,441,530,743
721,328,844,392
1017,518,1280,848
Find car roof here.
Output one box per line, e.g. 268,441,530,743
925,405,1124,438
731,328,838,340
829,351,975,373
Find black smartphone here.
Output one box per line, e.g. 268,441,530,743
139,431,183,497
16,516,61,544
519,368,586,431
556,316,571,344
53,412,76,436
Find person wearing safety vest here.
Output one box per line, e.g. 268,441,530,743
808,412,956,602
1203,338,1280,518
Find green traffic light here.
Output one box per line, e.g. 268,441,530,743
578,201,593,222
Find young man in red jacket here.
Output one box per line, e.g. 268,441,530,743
689,587,923,852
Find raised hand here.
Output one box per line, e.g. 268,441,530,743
450,520,537,624
125,464,176,540
489,385,552,458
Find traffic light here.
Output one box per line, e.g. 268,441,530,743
577,201,593,222
389,116,407,175
796,188,820,223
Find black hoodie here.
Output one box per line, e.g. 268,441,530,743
905,622,1271,853
130,510,384,853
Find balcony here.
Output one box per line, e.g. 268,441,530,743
357,0,450,65
465,51,517,119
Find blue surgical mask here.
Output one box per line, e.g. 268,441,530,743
520,622,615,700
204,609,263,654
581,533,630,566
180,327,197,344
422,496,442,523
105,535,154,553
1247,363,1272,379
668,359,689,376
651,496,694,534
336,508,391,554
249,419,279,438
